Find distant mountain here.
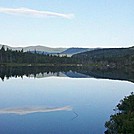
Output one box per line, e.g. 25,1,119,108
60,48,94,56
73,47,134,59
0,44,92,56
0,44,66,53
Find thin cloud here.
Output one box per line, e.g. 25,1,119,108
0,7,74,19
0,106,72,115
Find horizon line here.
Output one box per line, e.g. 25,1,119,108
0,43,133,49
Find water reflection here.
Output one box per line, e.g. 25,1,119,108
0,106,72,115
0,66,134,134
0,66,134,83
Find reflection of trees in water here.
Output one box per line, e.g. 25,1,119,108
78,67,134,83
0,66,77,81
0,66,134,83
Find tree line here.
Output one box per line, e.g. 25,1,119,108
0,45,134,69
0,45,78,65
72,47,134,68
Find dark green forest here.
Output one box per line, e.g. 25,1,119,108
0,45,134,69
0,45,77,65
105,92,134,134
73,47,134,68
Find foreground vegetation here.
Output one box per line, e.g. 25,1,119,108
105,92,134,134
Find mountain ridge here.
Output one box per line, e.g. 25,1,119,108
0,44,66,53
0,44,93,56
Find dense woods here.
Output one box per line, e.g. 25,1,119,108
105,92,134,134
0,45,134,70
0,45,77,65
73,47,134,68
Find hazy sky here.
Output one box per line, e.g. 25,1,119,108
0,0,134,48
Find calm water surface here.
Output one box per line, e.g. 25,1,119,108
0,75,134,134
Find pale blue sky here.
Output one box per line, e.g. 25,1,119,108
0,0,134,48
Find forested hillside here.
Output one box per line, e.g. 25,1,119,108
0,45,75,65
72,47,134,67
0,45,134,69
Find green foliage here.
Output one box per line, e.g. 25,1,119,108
0,45,77,65
105,92,134,134
0,45,134,68
73,47,134,67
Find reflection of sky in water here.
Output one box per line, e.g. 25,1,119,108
0,77,134,134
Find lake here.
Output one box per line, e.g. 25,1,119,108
0,66,134,134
